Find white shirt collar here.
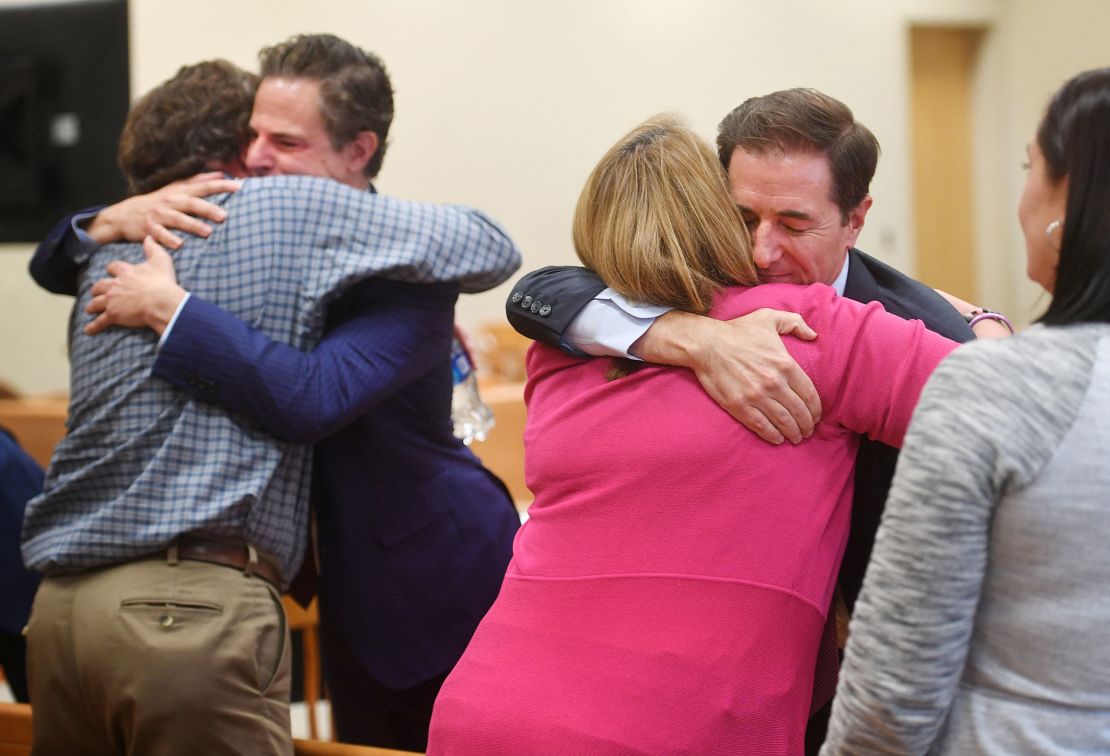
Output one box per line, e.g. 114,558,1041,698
830,253,851,297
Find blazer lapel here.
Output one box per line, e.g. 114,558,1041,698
842,249,880,305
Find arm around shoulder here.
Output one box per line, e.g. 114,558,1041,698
153,283,457,443
29,209,102,295
453,208,522,294
505,266,606,349
634,303,820,445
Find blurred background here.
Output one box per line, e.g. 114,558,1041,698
1,0,1107,394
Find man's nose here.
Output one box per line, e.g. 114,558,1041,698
244,139,272,175
751,225,781,269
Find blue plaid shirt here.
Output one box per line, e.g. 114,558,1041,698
22,175,520,583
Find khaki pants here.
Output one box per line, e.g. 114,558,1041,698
26,557,292,756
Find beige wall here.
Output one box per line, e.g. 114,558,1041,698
1,0,1106,393
971,0,1110,326
0,246,72,394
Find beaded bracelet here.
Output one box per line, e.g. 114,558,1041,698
965,308,1015,335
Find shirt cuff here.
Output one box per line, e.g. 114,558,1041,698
157,292,192,351
70,210,101,244
563,288,672,359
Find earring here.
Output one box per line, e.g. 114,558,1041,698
1045,219,1062,239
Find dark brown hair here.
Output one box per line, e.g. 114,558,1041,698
259,34,394,179
716,88,879,222
117,60,258,194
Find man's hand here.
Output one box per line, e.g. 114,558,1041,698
85,236,186,336
85,172,238,248
632,309,821,444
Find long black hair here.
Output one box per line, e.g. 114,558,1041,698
1037,67,1110,325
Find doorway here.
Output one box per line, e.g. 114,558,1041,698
909,25,984,301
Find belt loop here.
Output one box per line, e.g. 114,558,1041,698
167,542,179,567
244,543,258,578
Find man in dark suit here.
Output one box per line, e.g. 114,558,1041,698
66,35,520,753
504,88,1009,753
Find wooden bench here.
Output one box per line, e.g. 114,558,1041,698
0,702,31,756
284,595,325,740
0,702,422,755
0,396,68,469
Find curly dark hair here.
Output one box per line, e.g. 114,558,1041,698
117,60,259,194
259,34,394,179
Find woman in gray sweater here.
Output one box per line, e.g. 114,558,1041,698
822,68,1110,755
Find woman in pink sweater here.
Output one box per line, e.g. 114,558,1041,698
427,116,956,755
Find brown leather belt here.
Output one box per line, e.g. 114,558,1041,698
171,534,283,589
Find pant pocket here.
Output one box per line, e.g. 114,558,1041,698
256,585,289,696
119,598,224,630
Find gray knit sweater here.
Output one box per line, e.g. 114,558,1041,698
821,323,1110,755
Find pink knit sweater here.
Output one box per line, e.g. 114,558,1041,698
429,283,956,755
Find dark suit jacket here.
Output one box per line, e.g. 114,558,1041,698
30,213,520,690
29,208,101,295
0,427,43,636
504,248,974,609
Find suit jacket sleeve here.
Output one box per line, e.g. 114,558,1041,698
28,208,104,295
152,279,457,443
505,266,606,350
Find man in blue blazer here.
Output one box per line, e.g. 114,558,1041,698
51,35,520,752
503,89,1009,754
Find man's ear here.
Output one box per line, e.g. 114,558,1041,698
844,195,873,247
343,131,379,175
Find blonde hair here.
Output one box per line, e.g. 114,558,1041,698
573,114,757,317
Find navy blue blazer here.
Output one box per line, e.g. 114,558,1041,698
29,209,101,295
30,214,519,689
0,428,43,636
504,249,974,610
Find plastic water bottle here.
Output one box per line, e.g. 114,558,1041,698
451,333,495,445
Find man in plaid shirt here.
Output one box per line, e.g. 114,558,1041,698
24,57,519,755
